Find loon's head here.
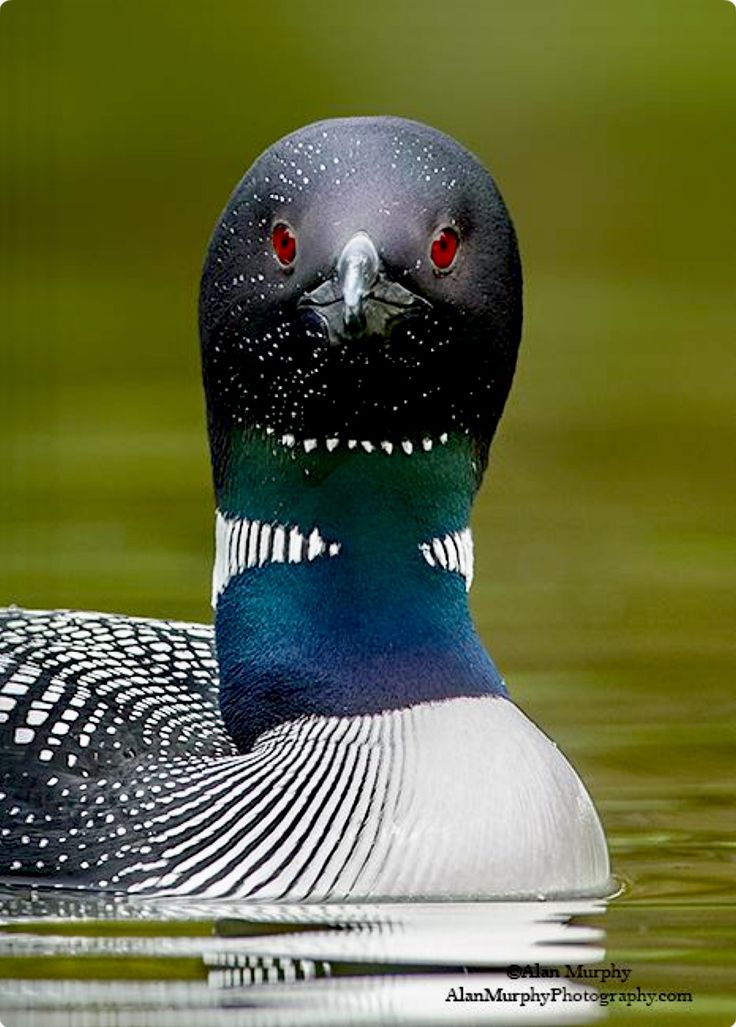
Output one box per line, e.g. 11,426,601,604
199,116,522,491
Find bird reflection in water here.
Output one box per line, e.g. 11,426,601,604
0,890,609,1025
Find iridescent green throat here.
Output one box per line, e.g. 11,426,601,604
216,428,480,547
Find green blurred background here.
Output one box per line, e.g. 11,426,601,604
1,0,734,863
1,2,735,1011
3,0,734,625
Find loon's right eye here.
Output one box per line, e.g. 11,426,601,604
430,226,460,272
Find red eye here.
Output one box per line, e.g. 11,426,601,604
430,227,459,271
272,222,297,266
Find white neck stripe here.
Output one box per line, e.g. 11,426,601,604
419,528,474,591
212,511,341,606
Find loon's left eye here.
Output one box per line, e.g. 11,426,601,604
272,222,297,266
430,226,460,271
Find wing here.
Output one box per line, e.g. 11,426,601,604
0,608,237,882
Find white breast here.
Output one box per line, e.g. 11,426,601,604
348,696,610,899
124,696,609,900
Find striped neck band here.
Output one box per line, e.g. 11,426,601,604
212,512,473,605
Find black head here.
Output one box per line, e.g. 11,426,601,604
200,117,522,482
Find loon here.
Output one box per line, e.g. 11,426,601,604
0,117,610,899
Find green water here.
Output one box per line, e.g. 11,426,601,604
0,0,734,1023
